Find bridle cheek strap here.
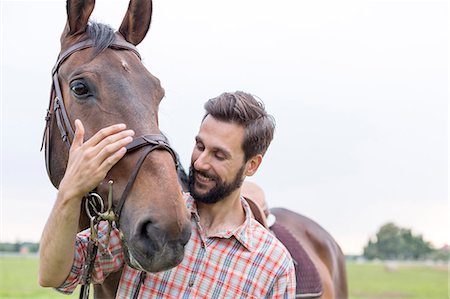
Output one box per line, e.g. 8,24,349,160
115,135,179,227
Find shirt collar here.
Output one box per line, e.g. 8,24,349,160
233,197,254,251
185,193,254,251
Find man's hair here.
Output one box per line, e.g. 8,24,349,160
203,91,275,161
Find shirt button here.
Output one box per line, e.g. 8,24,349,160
188,281,194,287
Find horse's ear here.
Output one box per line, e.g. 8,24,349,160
66,0,95,35
119,0,152,45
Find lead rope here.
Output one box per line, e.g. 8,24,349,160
79,181,116,299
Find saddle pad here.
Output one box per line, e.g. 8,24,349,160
271,222,323,298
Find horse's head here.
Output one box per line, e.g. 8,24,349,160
43,0,191,272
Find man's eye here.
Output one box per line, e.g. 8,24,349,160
196,143,204,151
215,153,225,160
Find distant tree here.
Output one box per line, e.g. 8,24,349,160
363,222,434,260
429,247,450,261
24,242,40,253
0,242,39,253
363,240,378,259
0,243,17,252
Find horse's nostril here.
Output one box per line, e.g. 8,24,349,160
136,219,191,254
142,220,153,235
138,220,160,252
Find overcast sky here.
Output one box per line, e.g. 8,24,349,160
1,0,448,255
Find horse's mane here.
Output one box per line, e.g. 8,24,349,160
86,21,116,56
176,155,189,191
159,132,189,191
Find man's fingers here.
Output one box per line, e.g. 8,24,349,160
71,119,85,150
94,129,135,154
98,147,128,175
62,123,134,198
95,134,134,165
84,123,128,148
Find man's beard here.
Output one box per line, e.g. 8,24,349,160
188,165,245,204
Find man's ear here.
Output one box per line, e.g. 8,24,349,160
245,154,263,177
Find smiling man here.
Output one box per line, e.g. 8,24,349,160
181,91,296,297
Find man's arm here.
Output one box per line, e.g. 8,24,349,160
38,120,134,287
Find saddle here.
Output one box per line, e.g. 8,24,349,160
271,222,323,298
245,198,323,298
245,196,270,229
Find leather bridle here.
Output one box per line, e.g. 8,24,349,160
42,38,179,223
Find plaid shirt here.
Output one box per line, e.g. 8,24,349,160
57,195,296,298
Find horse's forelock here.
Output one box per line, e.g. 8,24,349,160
86,21,116,56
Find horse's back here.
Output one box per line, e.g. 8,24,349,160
270,208,348,299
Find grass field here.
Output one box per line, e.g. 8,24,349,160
0,255,83,298
0,256,448,298
347,261,449,299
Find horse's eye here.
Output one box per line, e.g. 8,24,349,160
70,81,90,98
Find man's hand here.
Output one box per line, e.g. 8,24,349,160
39,120,134,287
59,119,135,200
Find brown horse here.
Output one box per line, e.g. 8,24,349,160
42,0,191,295
270,209,348,299
242,182,348,299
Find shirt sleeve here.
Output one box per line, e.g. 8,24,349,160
267,258,297,299
55,222,124,294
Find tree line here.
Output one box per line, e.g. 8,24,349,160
363,222,448,261
0,242,39,253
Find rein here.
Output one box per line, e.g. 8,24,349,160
42,38,179,299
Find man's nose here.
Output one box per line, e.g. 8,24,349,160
193,151,211,171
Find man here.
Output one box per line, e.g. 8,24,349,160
39,91,296,298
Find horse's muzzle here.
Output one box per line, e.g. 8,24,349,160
123,219,191,272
